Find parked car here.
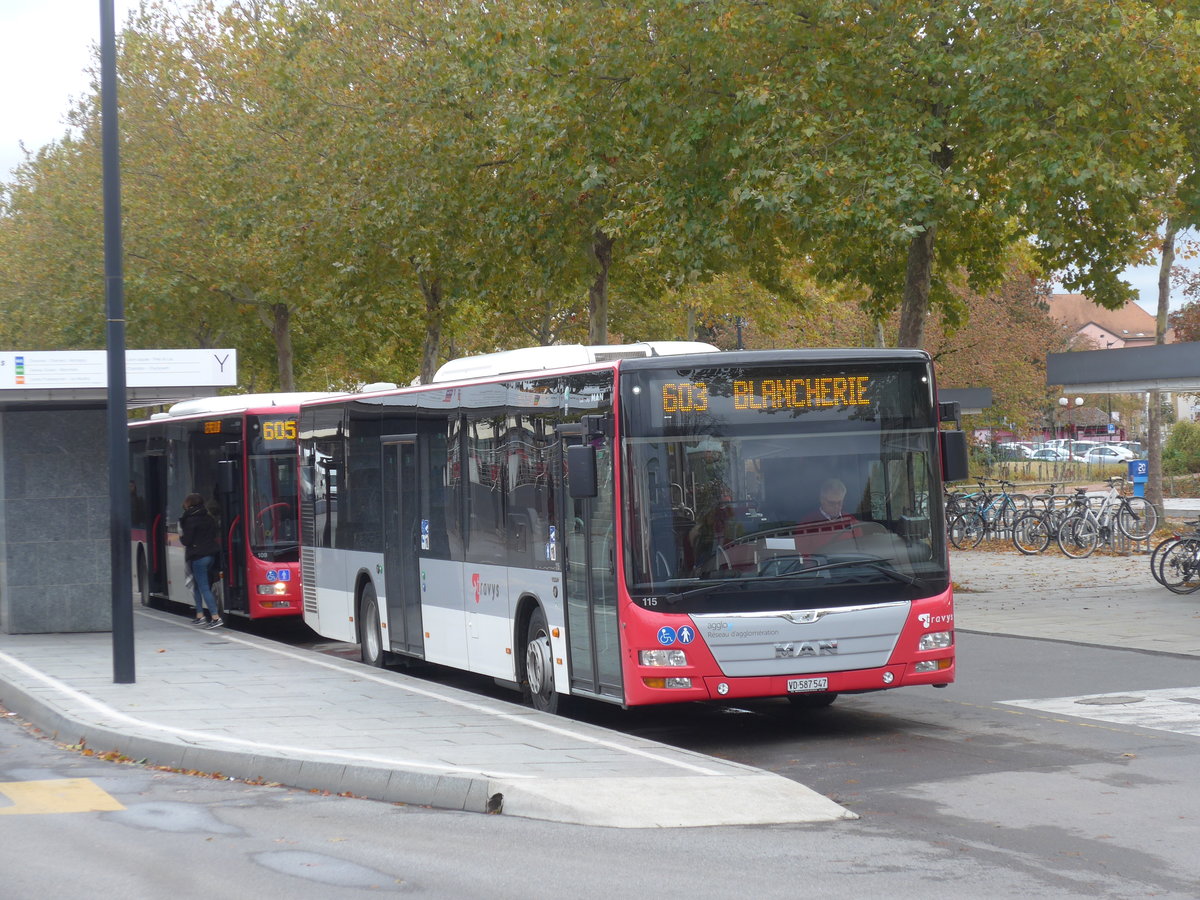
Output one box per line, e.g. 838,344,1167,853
1075,445,1136,464
996,442,1033,460
1030,447,1071,461
1115,441,1144,455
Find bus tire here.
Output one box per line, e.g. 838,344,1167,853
523,607,561,714
359,583,385,668
137,552,152,607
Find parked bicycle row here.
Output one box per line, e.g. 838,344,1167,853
1149,522,1200,594
946,477,1158,558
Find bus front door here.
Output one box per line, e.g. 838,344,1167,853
382,436,423,657
216,458,247,614
563,441,623,701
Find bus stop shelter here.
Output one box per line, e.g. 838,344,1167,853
1047,342,1200,394
0,350,236,634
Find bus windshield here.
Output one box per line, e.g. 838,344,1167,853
247,453,300,561
621,362,948,610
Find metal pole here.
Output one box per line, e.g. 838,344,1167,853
101,0,135,683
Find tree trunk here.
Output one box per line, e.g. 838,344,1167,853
1147,221,1175,514
257,301,296,392
897,224,937,348
417,271,443,385
588,230,614,346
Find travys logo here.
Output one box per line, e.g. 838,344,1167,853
471,573,501,604
918,612,953,628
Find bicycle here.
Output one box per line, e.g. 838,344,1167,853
1150,521,1200,594
1011,483,1073,554
1055,477,1159,559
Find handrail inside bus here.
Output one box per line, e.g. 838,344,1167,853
151,513,162,571
226,515,241,589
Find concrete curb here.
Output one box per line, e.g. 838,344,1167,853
0,678,498,813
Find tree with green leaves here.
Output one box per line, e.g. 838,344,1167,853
718,0,1194,348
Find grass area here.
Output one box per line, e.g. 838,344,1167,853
966,460,1127,489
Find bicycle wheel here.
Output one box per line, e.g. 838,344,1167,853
982,501,1017,540
1116,497,1158,540
1012,511,1051,555
1159,538,1200,594
1057,512,1098,559
1008,493,1031,511
1150,536,1178,586
949,511,984,549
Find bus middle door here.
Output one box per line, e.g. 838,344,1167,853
382,436,423,657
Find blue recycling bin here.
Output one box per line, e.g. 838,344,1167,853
1127,459,1149,497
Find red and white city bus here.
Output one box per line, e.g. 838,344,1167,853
296,344,969,711
130,393,339,620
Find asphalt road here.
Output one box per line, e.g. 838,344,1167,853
49,604,1195,898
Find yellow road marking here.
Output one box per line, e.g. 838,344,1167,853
0,779,125,815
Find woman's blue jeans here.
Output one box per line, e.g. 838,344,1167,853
190,555,218,616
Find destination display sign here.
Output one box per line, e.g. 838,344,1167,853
660,375,873,415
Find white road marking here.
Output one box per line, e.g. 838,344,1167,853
1002,687,1200,737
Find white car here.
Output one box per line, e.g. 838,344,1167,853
1076,445,1135,464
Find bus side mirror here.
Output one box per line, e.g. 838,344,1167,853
566,445,598,499
217,459,239,496
940,430,970,484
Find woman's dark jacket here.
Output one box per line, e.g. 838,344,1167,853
180,504,221,563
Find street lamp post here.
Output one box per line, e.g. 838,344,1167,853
1059,396,1083,458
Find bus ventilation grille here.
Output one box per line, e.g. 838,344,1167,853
301,548,318,614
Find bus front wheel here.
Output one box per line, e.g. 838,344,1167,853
137,553,152,607
523,608,560,714
359,584,385,668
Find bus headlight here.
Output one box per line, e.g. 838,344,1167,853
256,583,289,596
643,677,693,689
639,649,688,667
918,630,953,651
913,659,953,672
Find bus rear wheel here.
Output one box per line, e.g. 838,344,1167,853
359,584,385,668
523,608,560,714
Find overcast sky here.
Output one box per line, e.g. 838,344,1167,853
0,0,1185,314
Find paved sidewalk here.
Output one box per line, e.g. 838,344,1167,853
951,548,1200,656
0,608,850,828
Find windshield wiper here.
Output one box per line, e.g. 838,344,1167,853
794,557,920,586
660,555,920,603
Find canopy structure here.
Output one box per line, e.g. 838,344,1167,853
1046,343,1200,394
938,387,992,415
0,349,237,409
